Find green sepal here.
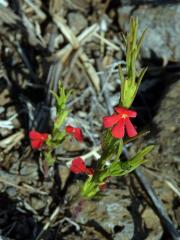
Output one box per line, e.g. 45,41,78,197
44,150,55,166
81,177,99,199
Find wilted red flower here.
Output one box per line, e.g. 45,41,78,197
65,125,83,142
99,182,107,191
29,130,48,149
70,157,94,175
103,106,137,139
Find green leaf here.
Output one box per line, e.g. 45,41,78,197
109,145,154,177
81,177,99,199
120,17,147,109
124,130,150,144
51,81,72,112
118,64,125,83
45,151,55,166
54,110,69,130
45,80,72,165
136,28,147,56
137,67,148,89
114,140,123,161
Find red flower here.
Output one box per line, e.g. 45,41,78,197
103,107,137,139
70,157,94,175
65,125,83,142
29,130,48,149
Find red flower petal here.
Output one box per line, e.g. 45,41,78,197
29,130,48,149
29,131,48,140
124,118,137,137
31,139,42,149
66,125,84,142
70,157,87,174
65,125,74,134
70,157,94,175
103,114,121,128
73,128,83,142
41,133,49,140
29,130,41,139
111,118,125,138
114,107,137,118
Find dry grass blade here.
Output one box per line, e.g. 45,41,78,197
0,113,18,129
35,206,61,240
66,0,90,12
55,24,99,62
49,0,64,15
94,33,120,51
0,130,24,153
165,180,180,197
22,15,43,46
79,52,100,92
0,4,20,25
24,0,46,21
53,15,79,48
0,177,48,195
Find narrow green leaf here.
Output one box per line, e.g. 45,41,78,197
136,29,147,56
118,64,125,83
137,67,148,88
109,145,154,177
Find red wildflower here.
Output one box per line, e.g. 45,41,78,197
103,107,137,139
29,130,48,149
65,125,83,142
70,157,94,175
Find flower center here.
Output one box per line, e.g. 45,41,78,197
121,114,128,119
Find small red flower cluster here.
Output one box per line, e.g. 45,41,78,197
70,157,94,175
103,106,137,139
70,157,107,191
65,125,83,142
29,131,48,149
29,125,83,150
29,107,137,193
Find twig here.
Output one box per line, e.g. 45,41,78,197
0,177,48,195
53,217,80,231
55,24,99,63
0,113,18,129
63,48,83,88
58,146,101,165
24,0,46,20
35,206,61,240
53,15,79,48
0,130,24,153
94,33,120,51
135,168,180,240
79,52,100,92
165,180,180,198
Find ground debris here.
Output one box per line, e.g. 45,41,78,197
0,1,179,240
